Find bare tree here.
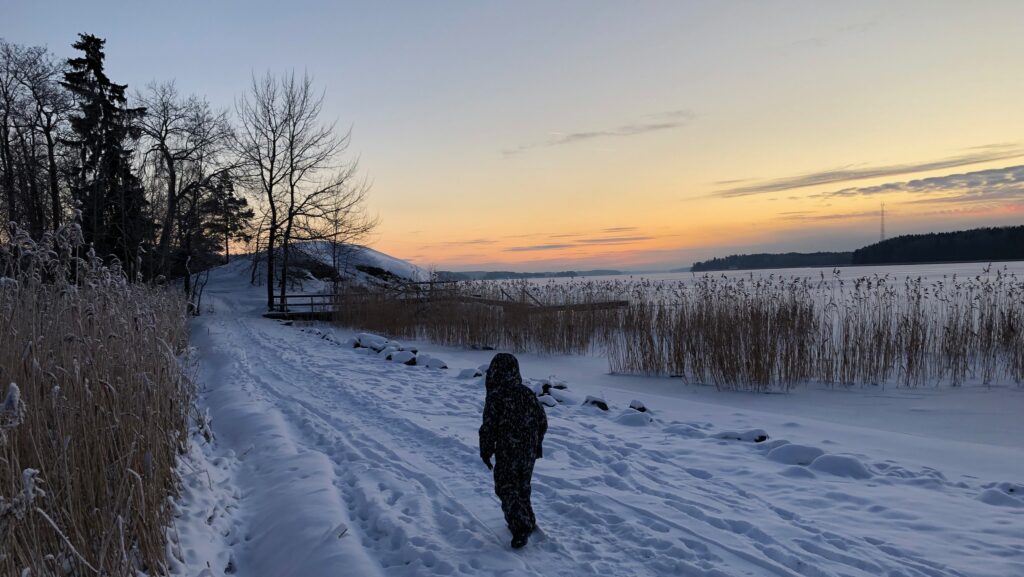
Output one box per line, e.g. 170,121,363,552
235,73,287,310
136,81,233,275
0,40,25,232
0,41,75,238
236,71,375,311
14,45,73,231
318,177,377,279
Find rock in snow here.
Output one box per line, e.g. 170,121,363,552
808,454,873,479
541,381,568,395
977,488,1023,508
389,351,417,365
615,409,653,426
356,333,388,351
714,429,769,443
766,444,825,466
547,388,580,405
416,354,447,369
628,399,647,413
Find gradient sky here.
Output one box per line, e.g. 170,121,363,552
6,1,1024,271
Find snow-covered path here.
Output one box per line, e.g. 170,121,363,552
173,265,1023,577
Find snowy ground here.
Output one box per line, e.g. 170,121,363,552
171,259,1023,577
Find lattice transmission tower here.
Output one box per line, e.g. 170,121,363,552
880,202,886,242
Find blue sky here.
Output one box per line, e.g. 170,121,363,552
7,1,1024,270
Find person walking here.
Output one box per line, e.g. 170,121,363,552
479,353,548,548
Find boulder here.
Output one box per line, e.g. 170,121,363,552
389,351,417,365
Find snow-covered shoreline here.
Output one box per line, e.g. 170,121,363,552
168,259,1023,577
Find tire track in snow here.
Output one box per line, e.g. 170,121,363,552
223,313,551,576
228,317,870,577
192,289,1002,577
260,324,966,577
230,314,771,575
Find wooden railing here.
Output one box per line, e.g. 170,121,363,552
269,293,337,313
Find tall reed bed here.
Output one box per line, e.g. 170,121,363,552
334,279,623,354
336,269,1024,392
0,226,192,576
608,276,817,391
611,270,1024,389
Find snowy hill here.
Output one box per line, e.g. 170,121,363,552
210,241,429,292
292,241,430,285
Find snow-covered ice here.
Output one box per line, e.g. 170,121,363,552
171,257,1024,577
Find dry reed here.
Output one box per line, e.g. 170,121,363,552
335,268,1024,392
0,224,192,576
334,279,621,354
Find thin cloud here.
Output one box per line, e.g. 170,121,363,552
815,164,1024,201
784,17,881,50
504,110,695,156
502,232,655,252
779,210,881,222
714,178,752,186
903,189,1024,207
576,236,654,245
437,238,499,247
716,145,1024,198
602,226,638,233
504,243,576,252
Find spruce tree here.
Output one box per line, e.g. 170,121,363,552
200,173,254,264
61,33,150,275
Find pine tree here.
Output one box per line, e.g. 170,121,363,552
200,172,253,264
61,33,150,275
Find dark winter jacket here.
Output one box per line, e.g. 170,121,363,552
479,353,548,462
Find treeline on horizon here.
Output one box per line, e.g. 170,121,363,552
691,225,1024,271
851,225,1024,265
691,252,852,272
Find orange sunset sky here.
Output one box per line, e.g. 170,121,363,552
9,0,1024,271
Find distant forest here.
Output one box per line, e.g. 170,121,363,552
691,252,852,272
690,225,1024,271
853,226,1024,264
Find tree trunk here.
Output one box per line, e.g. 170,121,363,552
250,218,264,285
265,220,277,311
44,128,60,229
0,117,17,227
278,219,292,312
14,126,44,237
156,151,177,275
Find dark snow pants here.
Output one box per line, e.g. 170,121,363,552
493,455,536,537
